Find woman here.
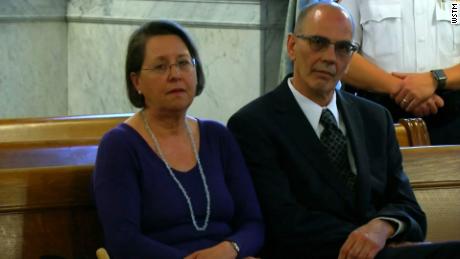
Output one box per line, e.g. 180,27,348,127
92,20,264,259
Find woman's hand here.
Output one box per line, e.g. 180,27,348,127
184,241,237,259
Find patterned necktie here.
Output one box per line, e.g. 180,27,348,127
320,109,356,190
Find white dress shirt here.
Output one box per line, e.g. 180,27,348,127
287,78,357,175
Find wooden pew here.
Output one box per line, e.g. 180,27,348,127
401,145,460,241
0,114,130,258
395,118,431,147
0,146,102,259
0,114,443,258
0,113,131,147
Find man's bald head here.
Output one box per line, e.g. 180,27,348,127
293,2,355,37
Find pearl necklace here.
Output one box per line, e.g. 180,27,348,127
141,110,211,231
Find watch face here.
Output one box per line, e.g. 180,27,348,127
439,72,447,80
433,70,447,81
431,69,447,90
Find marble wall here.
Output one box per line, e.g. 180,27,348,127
66,0,262,123
1,0,288,123
0,0,68,118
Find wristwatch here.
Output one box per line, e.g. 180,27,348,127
430,69,447,90
228,240,240,254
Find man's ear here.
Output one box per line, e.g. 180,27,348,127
287,33,296,62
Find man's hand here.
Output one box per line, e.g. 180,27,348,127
184,241,237,259
389,72,444,116
338,218,395,259
391,72,438,112
408,94,445,117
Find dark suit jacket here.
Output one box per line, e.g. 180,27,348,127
227,76,426,258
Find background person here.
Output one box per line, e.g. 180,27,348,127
340,0,460,144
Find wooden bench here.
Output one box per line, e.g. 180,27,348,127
0,113,131,147
395,118,431,147
0,146,102,259
0,114,132,258
401,145,460,241
1,146,458,258
0,114,447,258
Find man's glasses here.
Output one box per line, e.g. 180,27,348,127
142,58,196,75
295,35,359,57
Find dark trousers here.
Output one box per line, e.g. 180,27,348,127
343,86,460,145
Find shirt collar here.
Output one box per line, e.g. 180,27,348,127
287,77,340,136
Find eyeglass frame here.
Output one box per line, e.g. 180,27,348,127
141,57,197,75
294,34,359,57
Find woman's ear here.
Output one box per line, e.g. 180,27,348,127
130,72,141,93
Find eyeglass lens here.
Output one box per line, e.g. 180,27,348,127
143,58,195,75
301,35,357,56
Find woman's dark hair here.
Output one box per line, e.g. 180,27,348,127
125,20,205,108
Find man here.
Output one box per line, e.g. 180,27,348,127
340,0,460,144
228,2,460,258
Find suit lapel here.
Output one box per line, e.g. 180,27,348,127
337,91,372,217
271,79,355,208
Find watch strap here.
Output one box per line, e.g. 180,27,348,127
431,69,447,90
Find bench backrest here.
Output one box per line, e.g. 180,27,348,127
1,114,428,148
0,113,131,147
0,145,98,169
401,145,460,241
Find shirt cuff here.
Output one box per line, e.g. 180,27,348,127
376,217,405,238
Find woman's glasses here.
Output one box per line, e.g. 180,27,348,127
142,58,196,75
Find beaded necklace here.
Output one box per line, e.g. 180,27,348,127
141,110,211,231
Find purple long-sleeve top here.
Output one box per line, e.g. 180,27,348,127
93,119,264,259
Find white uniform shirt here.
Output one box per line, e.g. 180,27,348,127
341,0,460,73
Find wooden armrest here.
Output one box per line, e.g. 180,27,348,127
394,123,410,147
398,118,431,146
